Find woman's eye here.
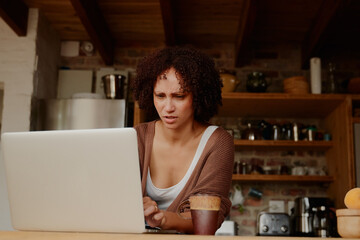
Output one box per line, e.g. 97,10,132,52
155,94,164,98
175,95,185,99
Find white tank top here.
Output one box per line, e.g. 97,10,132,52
146,125,218,210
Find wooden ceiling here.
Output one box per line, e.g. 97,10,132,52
1,0,359,68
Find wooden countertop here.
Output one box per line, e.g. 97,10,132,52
0,231,359,240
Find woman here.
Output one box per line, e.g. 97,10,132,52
132,46,234,233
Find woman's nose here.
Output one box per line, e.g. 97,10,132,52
164,99,175,112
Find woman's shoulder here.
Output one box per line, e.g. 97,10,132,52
211,125,233,140
207,125,235,150
134,120,155,132
133,121,156,139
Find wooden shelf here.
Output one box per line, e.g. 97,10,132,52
234,139,333,150
219,92,346,118
232,174,334,182
352,117,360,123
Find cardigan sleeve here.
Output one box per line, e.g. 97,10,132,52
187,128,235,228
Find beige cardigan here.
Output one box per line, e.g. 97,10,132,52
134,121,234,227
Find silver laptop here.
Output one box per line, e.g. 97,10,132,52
1,128,148,233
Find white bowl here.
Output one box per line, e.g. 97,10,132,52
336,209,360,238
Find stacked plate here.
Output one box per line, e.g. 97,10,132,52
283,76,309,94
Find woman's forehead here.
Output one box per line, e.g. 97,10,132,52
155,68,185,89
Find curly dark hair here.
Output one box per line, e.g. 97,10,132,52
131,46,223,123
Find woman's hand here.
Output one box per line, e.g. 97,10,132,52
143,196,166,228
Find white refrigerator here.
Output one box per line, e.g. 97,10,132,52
42,98,126,130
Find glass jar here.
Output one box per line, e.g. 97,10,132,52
242,123,262,140
272,124,280,140
324,63,338,93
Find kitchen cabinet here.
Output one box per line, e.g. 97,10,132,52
352,95,360,123
350,95,360,187
133,93,355,208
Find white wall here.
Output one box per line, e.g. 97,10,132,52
0,8,56,230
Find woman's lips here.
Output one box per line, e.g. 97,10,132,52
163,116,177,124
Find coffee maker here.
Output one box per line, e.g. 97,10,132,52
290,197,338,237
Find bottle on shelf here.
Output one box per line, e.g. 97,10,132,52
324,62,338,93
242,122,262,140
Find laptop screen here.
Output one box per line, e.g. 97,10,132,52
2,128,146,233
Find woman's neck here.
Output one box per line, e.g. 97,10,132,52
156,120,206,145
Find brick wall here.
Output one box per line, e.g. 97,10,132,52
61,42,359,95
210,116,329,235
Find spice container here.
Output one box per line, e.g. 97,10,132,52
293,123,299,141
272,124,281,140
306,126,317,141
282,123,293,140
324,133,332,141
240,162,248,174
233,161,240,174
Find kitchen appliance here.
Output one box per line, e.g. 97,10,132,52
291,197,338,237
257,212,290,236
41,98,126,130
101,74,126,99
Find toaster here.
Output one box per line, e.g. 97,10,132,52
257,212,290,236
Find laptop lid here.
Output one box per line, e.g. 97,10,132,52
1,128,146,233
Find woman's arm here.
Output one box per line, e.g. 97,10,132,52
143,196,193,233
187,129,235,227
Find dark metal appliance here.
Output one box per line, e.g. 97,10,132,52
257,212,290,236
290,197,338,237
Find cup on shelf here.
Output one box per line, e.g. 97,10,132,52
307,167,318,176
291,166,307,176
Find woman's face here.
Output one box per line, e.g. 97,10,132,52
153,67,194,130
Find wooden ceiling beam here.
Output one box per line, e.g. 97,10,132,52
70,0,114,65
159,0,176,46
301,0,351,69
0,0,28,36
235,0,257,67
